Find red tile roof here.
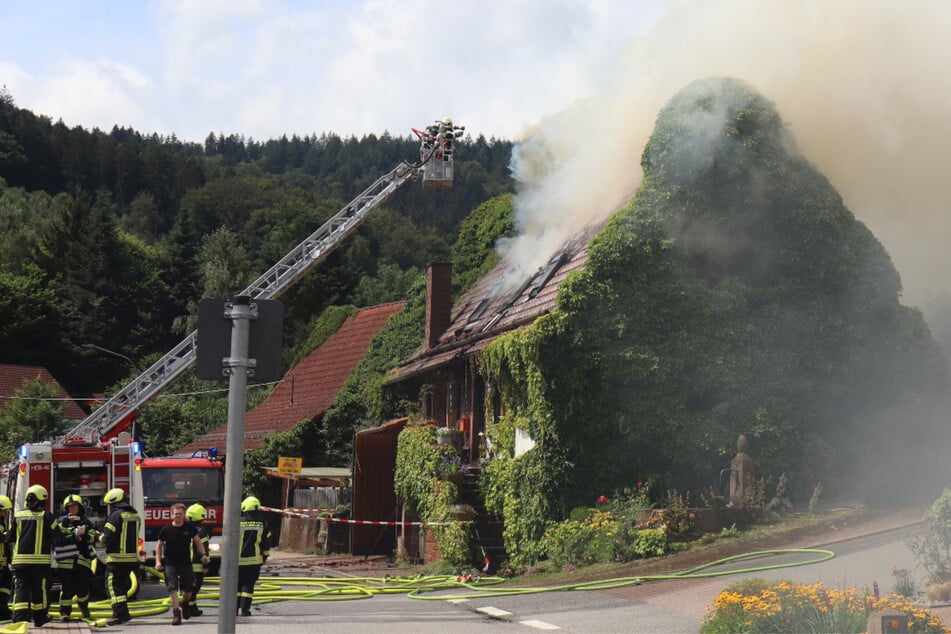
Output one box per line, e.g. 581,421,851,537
0,363,88,420
388,222,604,382
176,302,404,456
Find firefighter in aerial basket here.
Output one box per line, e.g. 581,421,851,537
10,484,60,627
53,493,96,621
99,487,142,626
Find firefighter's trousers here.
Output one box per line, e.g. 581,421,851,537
11,564,51,624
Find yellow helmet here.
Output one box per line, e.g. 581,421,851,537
26,484,49,501
62,493,83,510
442,116,452,126
186,503,206,522
103,488,125,505
240,496,261,512
0,495,12,510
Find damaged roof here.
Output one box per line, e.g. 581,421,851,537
388,223,604,383
176,301,404,456
0,363,87,420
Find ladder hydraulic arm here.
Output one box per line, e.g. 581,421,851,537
63,160,420,444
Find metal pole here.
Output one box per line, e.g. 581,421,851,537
218,296,253,634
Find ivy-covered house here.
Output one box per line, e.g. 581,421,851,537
386,76,945,571
387,225,599,465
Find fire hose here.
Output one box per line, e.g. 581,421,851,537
0,549,835,629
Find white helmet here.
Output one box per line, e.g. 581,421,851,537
442,116,452,126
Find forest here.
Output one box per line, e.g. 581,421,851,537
0,87,514,457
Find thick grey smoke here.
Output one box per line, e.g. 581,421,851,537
505,0,951,307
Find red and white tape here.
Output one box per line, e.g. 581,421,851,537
261,505,454,526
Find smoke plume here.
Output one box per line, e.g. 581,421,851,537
505,0,951,307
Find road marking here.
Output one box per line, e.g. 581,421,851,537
477,606,512,618
520,620,560,630
446,598,469,604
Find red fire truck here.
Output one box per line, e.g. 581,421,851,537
7,431,146,557
141,451,225,573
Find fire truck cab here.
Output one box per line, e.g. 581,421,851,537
141,451,225,574
7,431,145,554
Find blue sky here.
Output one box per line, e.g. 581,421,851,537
0,0,666,142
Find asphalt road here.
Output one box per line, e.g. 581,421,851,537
92,522,929,633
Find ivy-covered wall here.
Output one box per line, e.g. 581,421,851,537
471,77,946,566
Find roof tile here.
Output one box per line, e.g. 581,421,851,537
0,363,87,420
177,302,404,456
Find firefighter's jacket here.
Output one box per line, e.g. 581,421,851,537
10,509,60,566
53,514,96,570
0,519,11,566
188,521,210,574
238,511,271,566
100,502,142,564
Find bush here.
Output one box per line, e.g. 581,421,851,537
701,579,945,634
541,511,668,569
910,488,951,583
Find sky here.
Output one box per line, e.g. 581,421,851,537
0,0,664,142
3,0,951,308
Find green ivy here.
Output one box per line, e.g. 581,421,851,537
393,423,471,568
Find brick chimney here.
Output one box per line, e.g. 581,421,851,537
426,262,452,348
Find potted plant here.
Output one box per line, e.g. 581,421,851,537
439,454,464,485
435,427,453,445
450,503,477,521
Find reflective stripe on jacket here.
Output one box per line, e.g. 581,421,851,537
12,509,59,566
101,504,142,564
238,513,270,566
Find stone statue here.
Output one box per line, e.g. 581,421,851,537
729,434,755,508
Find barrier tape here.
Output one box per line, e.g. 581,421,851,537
261,505,454,526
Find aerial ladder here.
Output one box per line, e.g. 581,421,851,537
60,121,462,446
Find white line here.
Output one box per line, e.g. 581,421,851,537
446,598,469,604
519,620,561,630
477,606,513,618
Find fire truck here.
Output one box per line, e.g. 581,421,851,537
141,451,225,574
8,431,147,569
5,119,459,569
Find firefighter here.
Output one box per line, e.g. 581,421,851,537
53,493,95,621
99,487,141,626
437,116,464,153
182,503,210,618
10,484,59,627
237,496,271,617
0,494,13,620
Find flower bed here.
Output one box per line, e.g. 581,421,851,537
701,579,946,633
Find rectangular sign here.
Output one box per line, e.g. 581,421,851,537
277,456,303,475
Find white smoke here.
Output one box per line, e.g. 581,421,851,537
503,0,951,306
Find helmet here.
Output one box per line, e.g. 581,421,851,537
26,484,49,501
25,484,48,510
186,503,206,522
240,496,261,512
103,488,125,505
0,495,12,510
442,116,452,126
62,493,83,511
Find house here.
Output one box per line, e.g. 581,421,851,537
176,301,405,457
383,225,602,566
386,223,602,464
0,363,87,421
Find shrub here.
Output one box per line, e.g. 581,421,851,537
910,488,951,583
701,579,945,634
541,511,668,569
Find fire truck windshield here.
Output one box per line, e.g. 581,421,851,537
143,467,224,503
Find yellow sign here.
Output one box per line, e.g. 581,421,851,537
277,456,302,475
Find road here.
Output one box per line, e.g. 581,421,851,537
97,524,928,633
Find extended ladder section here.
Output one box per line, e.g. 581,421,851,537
62,160,420,445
